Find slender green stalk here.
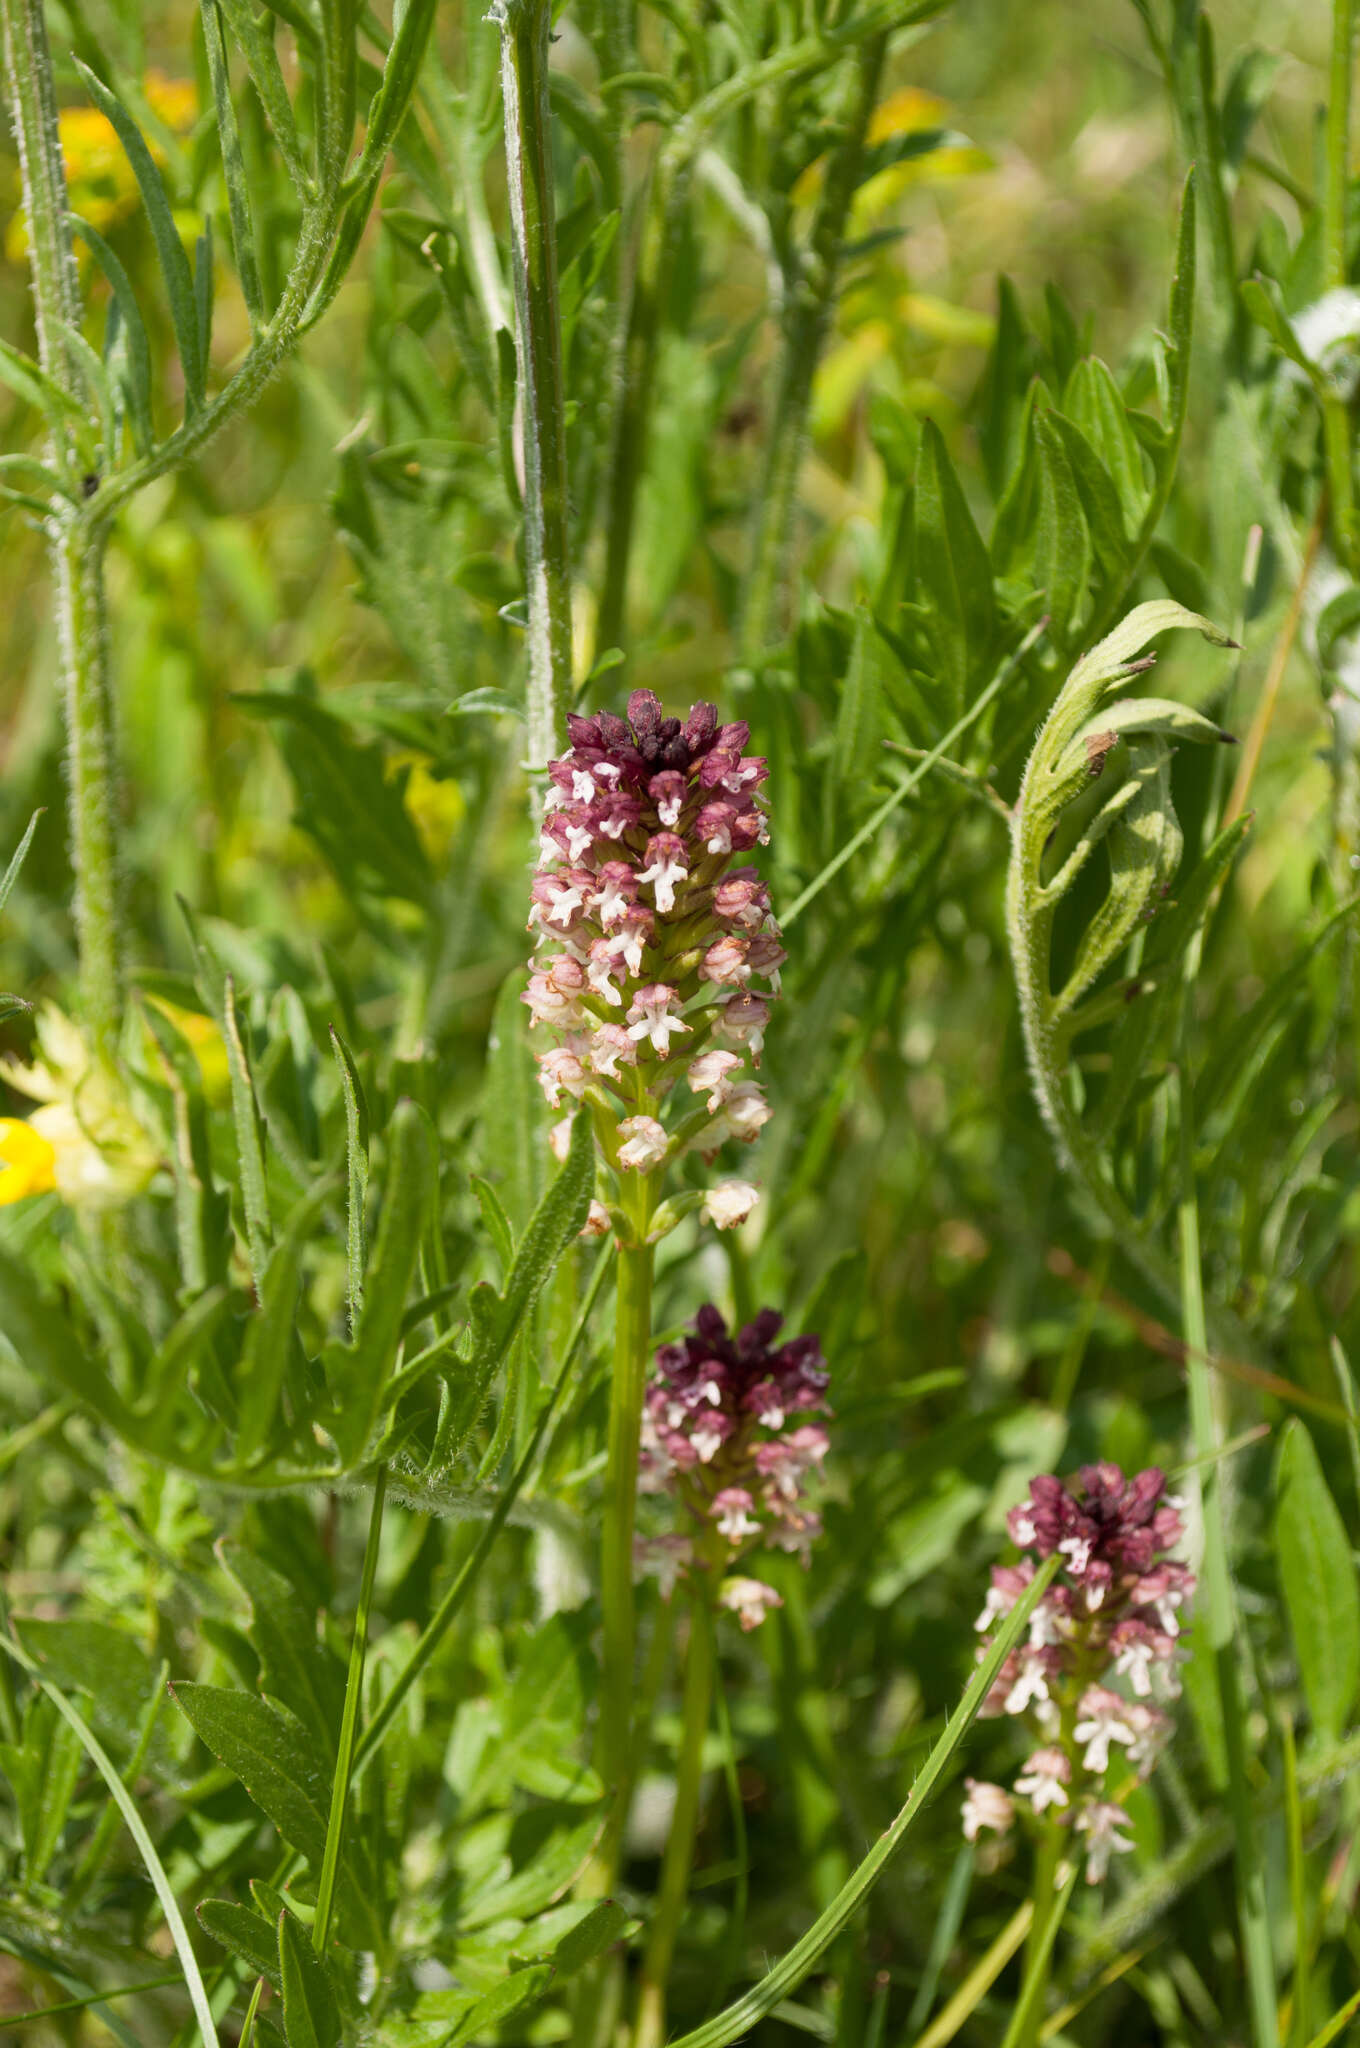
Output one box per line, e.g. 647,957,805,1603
495,0,573,774
1324,0,1357,570
1177,1065,1278,2048
0,0,81,386
313,1466,387,1956
999,1859,1079,2048
739,35,885,663
633,1581,717,2048
597,1222,657,1860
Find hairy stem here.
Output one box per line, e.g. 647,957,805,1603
1000,1843,1076,2048
496,0,573,772
1,0,125,1054
633,1581,717,2048
738,35,885,663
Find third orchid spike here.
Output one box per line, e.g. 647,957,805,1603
524,690,783,1235
636,1304,831,1627
964,1463,1195,1885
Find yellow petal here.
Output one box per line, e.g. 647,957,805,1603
0,1118,58,1203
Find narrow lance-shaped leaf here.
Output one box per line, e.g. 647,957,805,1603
74,60,205,410
329,1026,369,1330
199,0,265,329
70,216,154,454
277,1909,341,2048
913,417,995,713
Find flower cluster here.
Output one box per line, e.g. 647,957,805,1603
524,691,782,1231
636,1305,830,1625
963,1463,1194,1883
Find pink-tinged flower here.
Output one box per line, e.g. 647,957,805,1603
718,992,770,1059
589,1023,637,1079
593,861,637,926
712,1487,761,1543
713,870,769,926
580,1199,611,1239
688,1049,743,1111
596,790,644,838
1014,1747,1071,1814
617,1115,669,1171
1004,1651,1054,1717
706,1081,772,1146
974,1561,1036,1633
587,937,625,1005
529,867,594,931
701,935,751,988
548,1115,574,1163
701,1179,759,1230
1073,1687,1140,1774
719,1576,783,1631
962,1780,1015,1841
697,799,740,855
1110,1620,1180,1700
537,1046,588,1105
637,832,689,913
627,985,691,1057
1073,1801,1135,1884
649,770,688,827
523,962,587,1029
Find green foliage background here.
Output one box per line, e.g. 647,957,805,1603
0,0,1359,2042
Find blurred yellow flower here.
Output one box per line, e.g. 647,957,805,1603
141,994,230,1102
0,1004,158,1208
0,1117,58,1202
6,70,197,262
395,756,465,867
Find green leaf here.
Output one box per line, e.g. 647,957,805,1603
1275,1420,1360,1743
200,0,264,329
217,1543,346,1756
322,1098,437,1464
16,1619,166,1769
74,60,205,410
171,1683,333,1866
70,215,154,454
1240,274,1315,379
447,1966,555,2044
197,1898,283,1991
329,1027,370,1328
0,810,41,918
234,1178,333,1464
0,1695,82,1882
549,1899,630,1977
912,418,995,713
1317,585,1360,669
216,0,308,189
1040,410,1130,579
1062,356,1148,535
1033,412,1089,644
277,1910,341,2048
482,968,542,1236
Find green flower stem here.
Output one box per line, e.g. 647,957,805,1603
633,1581,717,2048
999,1845,1077,2048
313,1465,387,1957
1177,1063,1279,2048
738,33,885,664
597,1210,658,1862
495,0,574,776
1324,0,1357,570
